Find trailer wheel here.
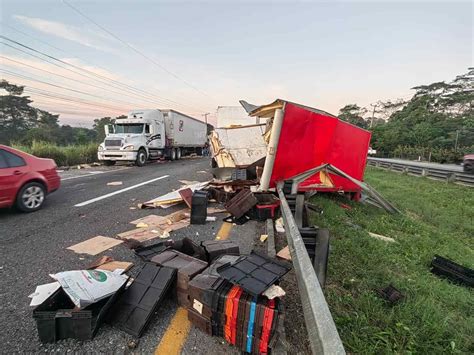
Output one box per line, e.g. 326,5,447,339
136,148,147,166
176,148,181,160
170,148,176,161
103,160,116,166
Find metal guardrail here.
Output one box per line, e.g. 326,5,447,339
277,185,345,355
367,158,474,186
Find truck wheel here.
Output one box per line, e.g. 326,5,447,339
176,148,181,160
170,148,176,161
16,182,46,212
464,161,474,174
196,147,203,156
136,149,147,166
103,160,116,166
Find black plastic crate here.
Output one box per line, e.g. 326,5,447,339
108,263,176,337
191,190,208,224
431,255,473,287
33,282,126,343
134,240,173,261
217,252,291,296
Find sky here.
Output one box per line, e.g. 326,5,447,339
0,0,472,127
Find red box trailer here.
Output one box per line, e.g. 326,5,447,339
247,100,371,195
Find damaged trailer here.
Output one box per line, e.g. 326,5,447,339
210,99,371,198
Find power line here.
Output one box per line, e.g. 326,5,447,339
0,35,208,112
22,86,129,112
0,69,144,108
0,55,176,108
1,42,195,110
62,0,213,100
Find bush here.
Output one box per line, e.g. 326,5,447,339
391,145,473,164
12,141,98,167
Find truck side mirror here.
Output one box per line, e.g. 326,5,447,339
148,125,154,135
104,125,110,135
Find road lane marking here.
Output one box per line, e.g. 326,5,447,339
154,307,191,355
216,221,233,240
74,175,169,207
61,167,129,181
154,220,233,352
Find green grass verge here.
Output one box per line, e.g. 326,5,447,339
12,141,98,167
310,167,473,354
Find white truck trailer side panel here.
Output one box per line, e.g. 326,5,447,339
216,106,258,128
164,110,207,147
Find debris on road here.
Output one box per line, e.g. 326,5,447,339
107,181,123,186
263,284,286,299
28,282,61,307
50,269,128,308
141,181,208,208
67,236,123,255
191,190,208,224
260,234,268,242
108,263,177,337
276,246,291,261
179,187,193,208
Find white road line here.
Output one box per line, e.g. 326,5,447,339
74,175,169,207
61,167,130,181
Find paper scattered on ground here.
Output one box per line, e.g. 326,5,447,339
67,236,123,255
275,218,285,233
97,261,133,273
207,207,227,214
136,222,149,228
130,214,168,226
197,171,207,174
117,228,163,242
141,182,208,208
206,216,217,222
29,282,60,307
179,180,200,185
260,234,268,242
263,285,286,299
87,255,114,269
276,246,291,260
107,181,123,186
51,270,128,308
368,232,395,243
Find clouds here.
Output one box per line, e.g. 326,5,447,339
13,15,113,52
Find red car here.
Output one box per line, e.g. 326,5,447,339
0,145,60,212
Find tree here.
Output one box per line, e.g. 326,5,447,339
338,104,369,129
0,80,38,144
93,116,115,142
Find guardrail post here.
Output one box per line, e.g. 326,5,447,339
277,185,346,355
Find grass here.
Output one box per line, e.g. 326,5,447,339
12,141,98,167
309,167,473,354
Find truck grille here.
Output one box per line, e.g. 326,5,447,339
105,139,122,147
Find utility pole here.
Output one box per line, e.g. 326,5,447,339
369,103,378,128
202,113,210,125
454,130,459,151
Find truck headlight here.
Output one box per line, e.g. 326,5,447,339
98,145,104,151
123,144,134,150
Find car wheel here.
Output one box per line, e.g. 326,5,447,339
16,182,46,212
103,160,116,166
170,148,176,161
464,161,474,174
176,148,181,160
136,149,147,166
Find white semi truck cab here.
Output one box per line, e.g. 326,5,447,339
98,109,207,166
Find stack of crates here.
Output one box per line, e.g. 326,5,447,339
187,274,282,354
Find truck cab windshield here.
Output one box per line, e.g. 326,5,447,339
114,123,144,134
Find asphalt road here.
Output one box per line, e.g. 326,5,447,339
368,157,463,172
0,157,265,353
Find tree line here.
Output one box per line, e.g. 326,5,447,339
0,80,121,146
337,68,473,162
1,69,473,163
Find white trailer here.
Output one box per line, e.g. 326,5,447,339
97,109,207,166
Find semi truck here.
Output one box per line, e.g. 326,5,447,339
97,109,207,166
